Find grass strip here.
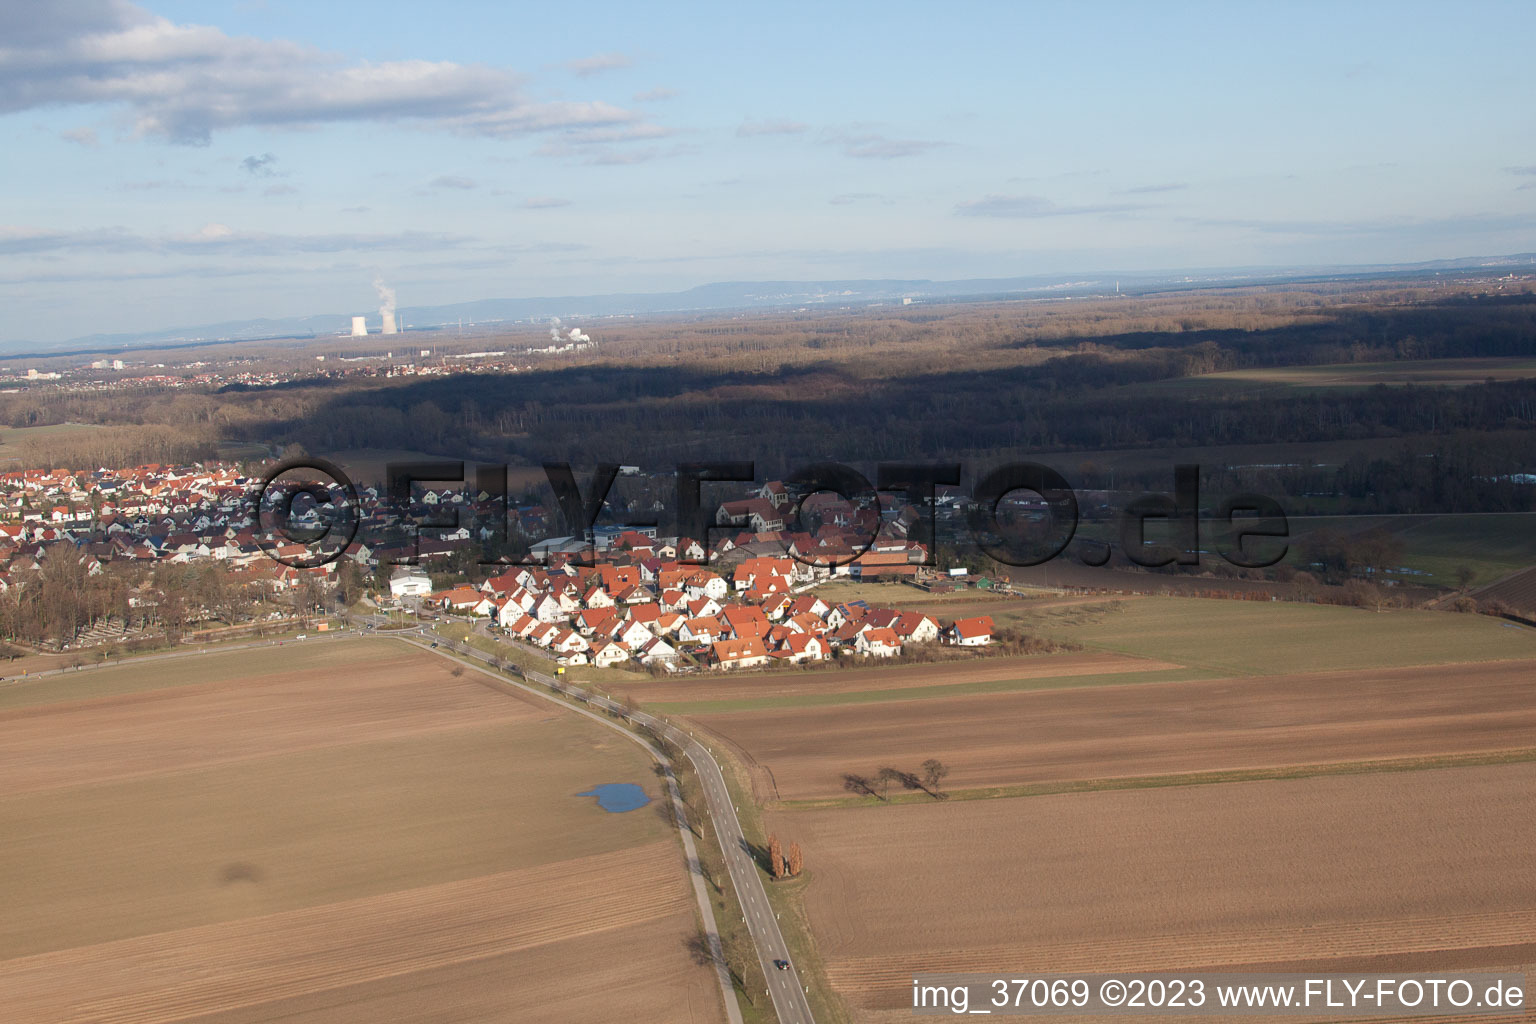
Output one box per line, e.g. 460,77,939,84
775,747,1536,811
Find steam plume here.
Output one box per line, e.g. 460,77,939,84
373,277,396,317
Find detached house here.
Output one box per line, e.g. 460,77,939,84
591,640,631,668
893,613,941,644
779,633,828,663
855,627,903,658
946,615,994,647
711,636,770,670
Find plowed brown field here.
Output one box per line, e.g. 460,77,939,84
0,639,721,1023
613,650,1178,705
767,765,1536,1022
694,659,1536,801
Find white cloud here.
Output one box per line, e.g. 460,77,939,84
1124,182,1188,194
564,52,632,77
241,152,279,176
821,128,942,159
634,87,677,102
738,118,807,137
0,222,470,256
428,175,478,190
0,2,655,145
954,194,1142,218
523,196,572,208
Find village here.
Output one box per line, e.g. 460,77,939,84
0,460,1001,665
400,478,1001,671
404,553,996,673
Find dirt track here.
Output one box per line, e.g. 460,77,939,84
767,765,1536,1022
694,659,1536,801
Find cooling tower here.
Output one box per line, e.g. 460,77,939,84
381,311,398,335
351,316,368,337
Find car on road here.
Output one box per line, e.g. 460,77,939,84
773,959,789,971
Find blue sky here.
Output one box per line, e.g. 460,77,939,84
3,0,1535,344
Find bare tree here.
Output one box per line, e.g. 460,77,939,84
691,928,760,1007
921,758,950,799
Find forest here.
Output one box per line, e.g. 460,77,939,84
3,281,1534,521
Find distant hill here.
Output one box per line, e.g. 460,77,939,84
7,253,1534,359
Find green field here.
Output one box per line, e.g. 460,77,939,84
0,422,106,465
1011,595,1536,676
1286,512,1536,587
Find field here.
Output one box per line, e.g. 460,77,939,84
613,651,1183,713
1120,357,1536,401
631,596,1536,801
1284,512,1536,588
1022,427,1536,481
0,638,722,1023
1189,355,1536,389
0,422,106,466
694,658,1536,803
666,588,1536,1023
1478,566,1536,616
1006,595,1535,676
764,765,1536,1022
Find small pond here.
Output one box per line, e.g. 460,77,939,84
577,783,652,813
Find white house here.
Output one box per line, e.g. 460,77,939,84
894,613,941,644
592,641,630,668
855,628,902,658
637,635,677,664
946,615,994,647
780,633,828,663
530,593,565,623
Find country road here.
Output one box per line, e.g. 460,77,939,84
9,614,818,1022
367,618,818,1024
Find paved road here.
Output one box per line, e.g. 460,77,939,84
377,620,816,1024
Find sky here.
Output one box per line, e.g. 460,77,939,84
2,0,1535,344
